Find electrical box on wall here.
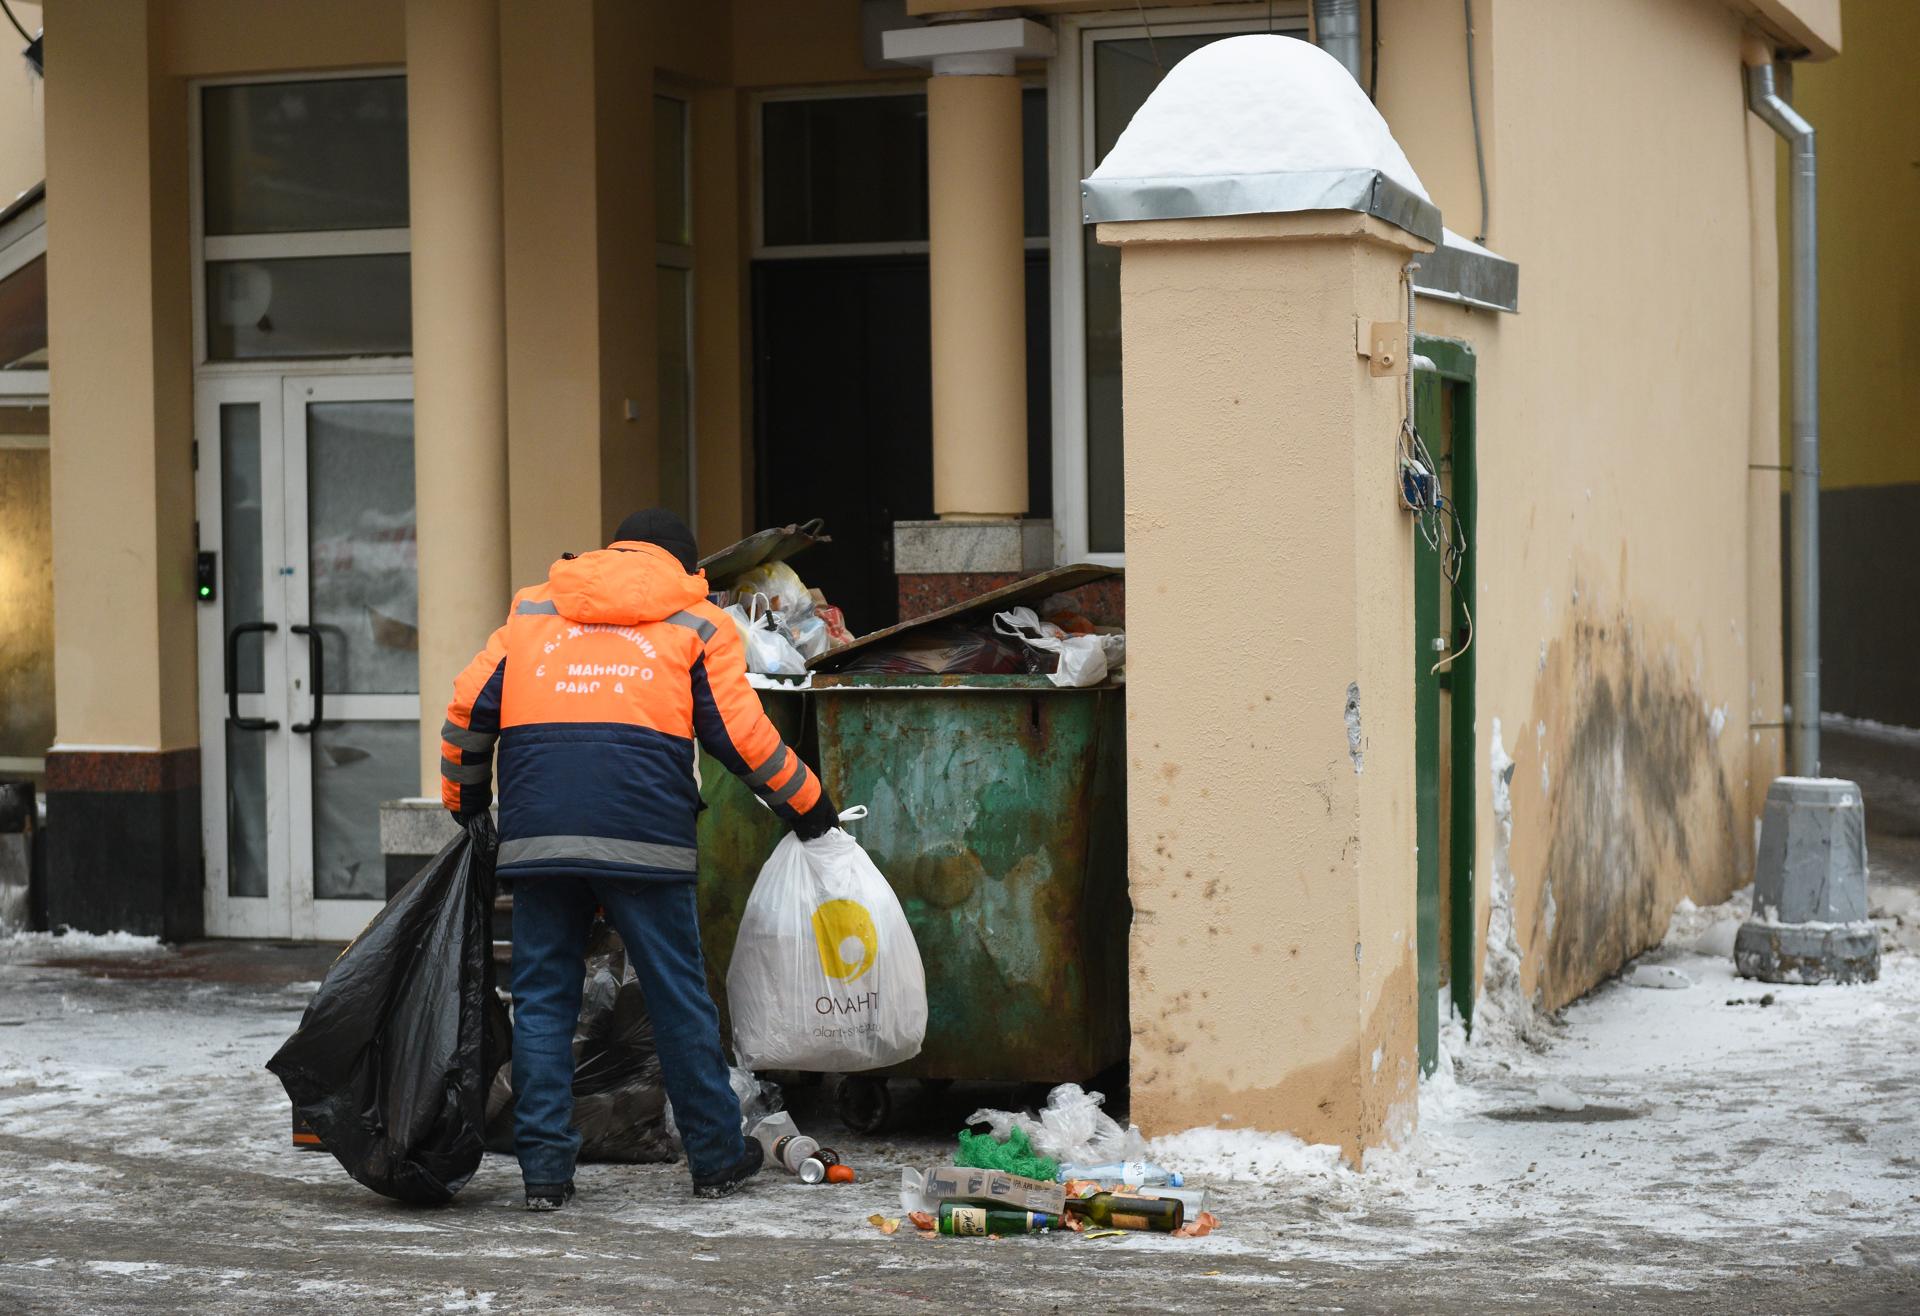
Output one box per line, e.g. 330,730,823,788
196,551,217,602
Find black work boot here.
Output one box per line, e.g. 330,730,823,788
691,1140,764,1200
524,1180,576,1212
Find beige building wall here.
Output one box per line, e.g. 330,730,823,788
0,1,42,207
1378,0,1786,1012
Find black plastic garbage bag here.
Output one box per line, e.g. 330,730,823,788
267,814,506,1204
485,919,678,1163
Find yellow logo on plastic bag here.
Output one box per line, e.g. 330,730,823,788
812,899,878,982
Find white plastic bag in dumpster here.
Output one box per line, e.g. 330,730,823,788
993,607,1126,688
724,598,807,676
727,808,927,1072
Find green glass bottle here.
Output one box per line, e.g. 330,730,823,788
1064,1192,1185,1233
936,1202,1062,1236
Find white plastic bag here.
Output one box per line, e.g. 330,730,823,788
992,607,1126,688
724,597,807,676
964,1082,1139,1166
727,809,927,1072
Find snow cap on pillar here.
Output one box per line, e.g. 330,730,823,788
1082,34,1440,243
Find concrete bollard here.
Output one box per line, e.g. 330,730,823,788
1734,777,1879,984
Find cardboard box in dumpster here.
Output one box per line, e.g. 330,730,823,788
926,1166,1066,1215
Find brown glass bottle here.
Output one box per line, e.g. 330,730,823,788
1064,1191,1185,1232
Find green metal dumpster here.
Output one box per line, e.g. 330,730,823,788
694,556,1129,1134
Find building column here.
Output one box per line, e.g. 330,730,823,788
405,0,510,794
885,19,1054,615
42,1,202,938
1101,211,1427,1162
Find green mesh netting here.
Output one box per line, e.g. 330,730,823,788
955,1126,1059,1182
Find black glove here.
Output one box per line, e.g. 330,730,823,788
792,788,840,842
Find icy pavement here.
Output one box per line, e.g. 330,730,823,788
1,892,1916,1315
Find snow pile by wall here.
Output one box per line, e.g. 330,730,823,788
1087,34,1428,200
0,929,165,961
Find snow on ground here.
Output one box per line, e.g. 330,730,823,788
0,888,1915,1309
1146,885,1920,1276
0,928,166,959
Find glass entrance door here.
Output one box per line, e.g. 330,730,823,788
198,373,418,940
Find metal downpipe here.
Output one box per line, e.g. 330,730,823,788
1313,0,1364,85
1747,60,1819,777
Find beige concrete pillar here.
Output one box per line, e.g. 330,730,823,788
45,0,195,754
884,18,1052,521
1103,212,1426,1164
928,72,1026,518
498,0,659,586
42,0,201,936
405,0,510,793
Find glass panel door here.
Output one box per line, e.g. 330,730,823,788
196,378,294,937
198,373,418,940
283,375,419,941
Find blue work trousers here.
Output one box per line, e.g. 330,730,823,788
508,876,744,1186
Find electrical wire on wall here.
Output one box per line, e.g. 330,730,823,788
1396,262,1473,674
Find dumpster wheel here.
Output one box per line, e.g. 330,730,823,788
836,1075,892,1135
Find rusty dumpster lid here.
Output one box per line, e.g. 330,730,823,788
806,563,1121,672
698,519,828,585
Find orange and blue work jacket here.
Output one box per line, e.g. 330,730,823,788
441,541,831,882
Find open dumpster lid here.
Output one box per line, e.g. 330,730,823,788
806,563,1121,672
698,519,828,586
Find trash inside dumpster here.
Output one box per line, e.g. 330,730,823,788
698,520,853,673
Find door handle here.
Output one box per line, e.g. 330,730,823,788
225,622,279,731
290,624,324,734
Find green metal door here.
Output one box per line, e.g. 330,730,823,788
1413,339,1477,1075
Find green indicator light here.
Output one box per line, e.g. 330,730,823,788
199,586,212,598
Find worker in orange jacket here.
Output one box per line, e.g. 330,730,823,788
442,508,837,1209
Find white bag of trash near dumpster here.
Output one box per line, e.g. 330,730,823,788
727,810,927,1072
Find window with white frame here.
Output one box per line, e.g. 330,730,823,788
197,75,412,362
655,92,695,528
1050,6,1304,561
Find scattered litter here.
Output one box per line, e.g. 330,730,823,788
937,1203,1061,1236
1173,1211,1222,1239
1083,1229,1127,1241
907,1210,936,1233
955,1125,1057,1182
747,1111,828,1183
1065,1190,1184,1233
966,1083,1139,1169
867,1214,900,1235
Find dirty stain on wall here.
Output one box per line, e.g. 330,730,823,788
1517,598,1745,1011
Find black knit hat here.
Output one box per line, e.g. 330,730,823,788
613,508,699,573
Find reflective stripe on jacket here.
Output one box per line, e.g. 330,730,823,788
441,540,828,881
